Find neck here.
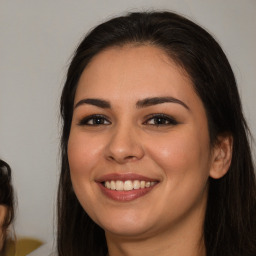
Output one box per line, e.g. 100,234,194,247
107,232,205,256
105,199,207,256
106,216,206,256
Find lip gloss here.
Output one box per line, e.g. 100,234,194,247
96,173,159,201
98,182,156,201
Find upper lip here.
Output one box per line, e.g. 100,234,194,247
96,173,159,182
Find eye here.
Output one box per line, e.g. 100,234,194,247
144,114,178,126
78,115,111,126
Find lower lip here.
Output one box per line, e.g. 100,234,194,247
97,183,157,201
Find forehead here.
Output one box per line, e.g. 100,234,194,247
75,45,200,108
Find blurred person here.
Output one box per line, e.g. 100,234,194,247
0,160,14,255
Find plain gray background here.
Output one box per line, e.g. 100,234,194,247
0,0,255,246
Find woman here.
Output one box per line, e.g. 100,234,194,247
0,160,14,255
58,11,256,256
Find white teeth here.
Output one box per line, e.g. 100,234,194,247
145,181,151,188
140,181,145,188
110,180,116,190
133,180,140,190
124,180,133,191
116,180,123,191
104,180,157,191
105,181,111,189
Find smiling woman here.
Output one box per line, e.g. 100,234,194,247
58,12,256,256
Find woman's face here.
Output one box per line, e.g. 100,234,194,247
68,45,217,238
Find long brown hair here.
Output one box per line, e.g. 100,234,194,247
58,11,256,256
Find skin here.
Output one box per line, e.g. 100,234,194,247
0,205,7,251
68,45,232,256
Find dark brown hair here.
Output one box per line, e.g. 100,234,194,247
0,159,14,253
58,11,256,256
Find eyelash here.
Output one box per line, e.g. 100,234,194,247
78,114,178,127
78,114,111,126
143,114,178,126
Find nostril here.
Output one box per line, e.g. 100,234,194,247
108,156,115,161
125,155,137,160
107,154,139,163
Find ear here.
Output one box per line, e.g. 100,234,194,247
209,134,233,179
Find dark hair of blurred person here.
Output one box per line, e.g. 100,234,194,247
0,159,14,254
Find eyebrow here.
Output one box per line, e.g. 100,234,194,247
74,96,189,110
74,98,111,109
136,97,189,110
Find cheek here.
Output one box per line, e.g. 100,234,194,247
146,128,211,182
67,132,104,216
67,132,103,178
145,129,211,219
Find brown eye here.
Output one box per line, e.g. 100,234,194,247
78,115,111,126
144,114,178,126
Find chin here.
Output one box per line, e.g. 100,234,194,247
104,224,151,238
95,212,155,238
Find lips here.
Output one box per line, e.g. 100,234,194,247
104,180,157,191
96,173,159,201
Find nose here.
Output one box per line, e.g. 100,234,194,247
105,124,145,164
